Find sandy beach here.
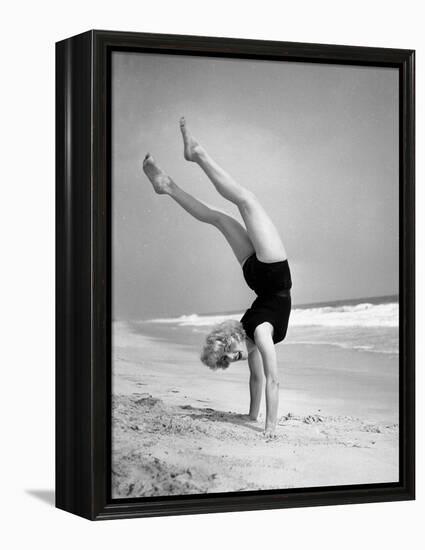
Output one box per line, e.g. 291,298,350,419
111,320,399,498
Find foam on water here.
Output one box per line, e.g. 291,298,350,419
143,298,399,356
148,301,398,329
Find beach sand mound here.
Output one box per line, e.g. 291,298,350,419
112,394,399,498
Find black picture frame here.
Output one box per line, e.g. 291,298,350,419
56,29,415,521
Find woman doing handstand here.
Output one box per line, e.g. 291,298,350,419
142,118,292,438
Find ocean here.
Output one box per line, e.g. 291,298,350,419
135,295,399,356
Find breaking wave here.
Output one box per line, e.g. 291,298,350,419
148,301,398,329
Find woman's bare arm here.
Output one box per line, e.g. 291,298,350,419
248,347,263,420
254,323,279,437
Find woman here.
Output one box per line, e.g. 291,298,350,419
142,118,292,438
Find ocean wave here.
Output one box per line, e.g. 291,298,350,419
291,302,398,328
148,312,242,327
147,302,399,328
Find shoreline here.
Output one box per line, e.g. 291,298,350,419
112,326,399,498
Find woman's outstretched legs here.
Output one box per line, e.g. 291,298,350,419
142,154,254,264
180,117,287,263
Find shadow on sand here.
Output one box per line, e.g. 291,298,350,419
179,404,264,433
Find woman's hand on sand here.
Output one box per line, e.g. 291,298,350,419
239,413,259,422
263,427,277,440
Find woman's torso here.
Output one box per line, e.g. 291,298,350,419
242,254,292,296
240,254,292,344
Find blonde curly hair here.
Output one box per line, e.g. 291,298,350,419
200,320,246,370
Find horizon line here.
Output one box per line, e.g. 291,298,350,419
112,293,399,322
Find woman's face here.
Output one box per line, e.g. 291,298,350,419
224,337,248,363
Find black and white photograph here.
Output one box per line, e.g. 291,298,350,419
111,51,400,498
2,0,422,542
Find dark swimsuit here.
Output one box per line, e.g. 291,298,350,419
240,254,292,344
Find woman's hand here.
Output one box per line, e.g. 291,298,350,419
237,413,259,422
263,427,277,440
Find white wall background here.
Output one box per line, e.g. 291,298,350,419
0,1,422,548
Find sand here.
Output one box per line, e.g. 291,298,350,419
111,325,399,498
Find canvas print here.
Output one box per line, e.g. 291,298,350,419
111,52,399,499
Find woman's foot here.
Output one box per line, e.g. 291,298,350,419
142,154,173,195
179,117,204,162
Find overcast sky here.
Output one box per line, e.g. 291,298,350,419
112,52,399,320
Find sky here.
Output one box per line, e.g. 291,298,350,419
112,52,399,320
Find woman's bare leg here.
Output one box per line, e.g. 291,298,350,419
142,154,254,264
180,117,287,263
